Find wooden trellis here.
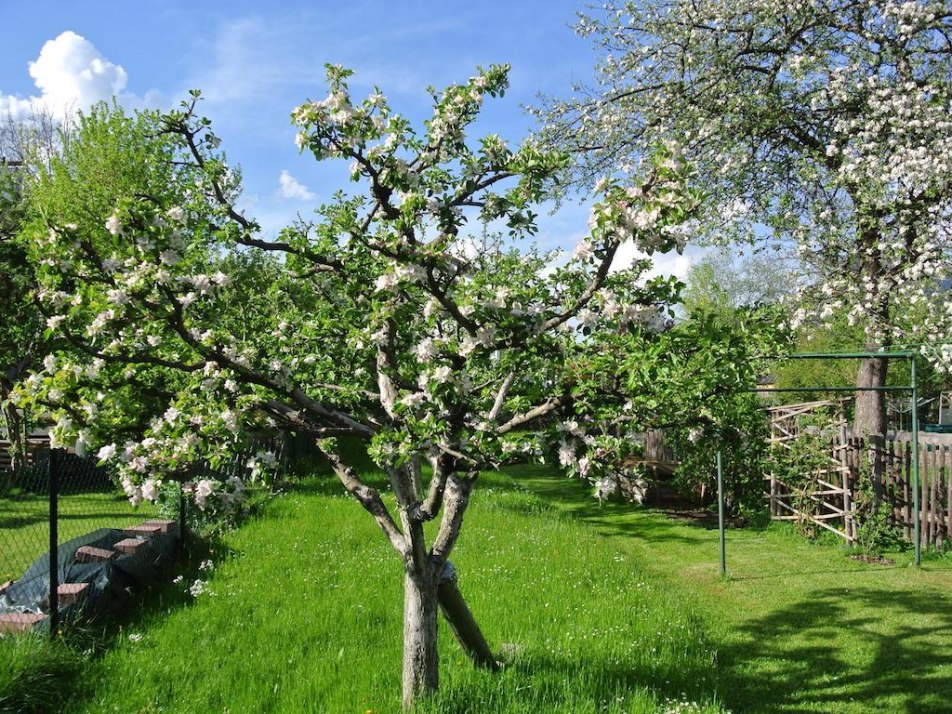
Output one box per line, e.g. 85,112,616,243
766,400,856,542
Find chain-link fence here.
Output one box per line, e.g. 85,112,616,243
0,446,182,636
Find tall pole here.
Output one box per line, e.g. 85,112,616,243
717,450,726,577
911,358,921,567
48,448,60,638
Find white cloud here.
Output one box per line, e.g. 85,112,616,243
0,31,128,120
610,239,703,282
277,170,315,200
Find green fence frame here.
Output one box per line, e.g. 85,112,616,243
716,350,922,576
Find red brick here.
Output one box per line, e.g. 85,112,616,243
123,524,163,538
140,519,175,534
57,583,89,606
0,612,45,634
114,538,147,556
75,545,116,563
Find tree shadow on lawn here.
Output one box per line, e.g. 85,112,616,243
506,465,716,547
719,586,952,713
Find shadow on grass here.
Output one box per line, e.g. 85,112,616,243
424,646,721,713
506,465,714,547
719,586,952,713
0,531,230,714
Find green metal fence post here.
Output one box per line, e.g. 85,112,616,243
911,358,921,567
717,450,726,577
179,481,187,557
48,447,59,639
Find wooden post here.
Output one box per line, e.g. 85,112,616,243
942,447,952,540
930,446,939,548
839,410,854,542
903,441,912,540
920,444,929,552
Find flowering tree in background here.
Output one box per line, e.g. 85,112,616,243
539,0,952,439
14,65,704,706
0,112,65,471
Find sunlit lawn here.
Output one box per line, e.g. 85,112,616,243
4,465,951,713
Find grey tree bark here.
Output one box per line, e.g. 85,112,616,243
401,564,439,709
854,355,888,500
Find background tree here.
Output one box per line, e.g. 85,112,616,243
0,109,65,470
681,247,801,318
539,0,952,438
15,67,700,707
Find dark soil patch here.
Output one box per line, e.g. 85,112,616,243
661,507,746,529
849,554,894,566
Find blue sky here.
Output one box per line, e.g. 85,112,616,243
0,1,698,278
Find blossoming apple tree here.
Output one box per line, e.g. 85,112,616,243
16,65,700,706
539,0,952,438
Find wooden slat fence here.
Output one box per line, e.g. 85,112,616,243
773,433,952,548
844,437,952,549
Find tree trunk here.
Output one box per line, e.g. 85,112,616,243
854,355,888,501
854,356,888,438
437,561,499,671
402,565,440,709
1,398,26,472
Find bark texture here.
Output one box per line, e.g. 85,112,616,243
854,356,888,438
402,567,439,709
854,355,888,501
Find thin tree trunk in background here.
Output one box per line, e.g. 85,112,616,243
1,397,26,472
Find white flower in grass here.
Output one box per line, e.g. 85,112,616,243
188,579,212,597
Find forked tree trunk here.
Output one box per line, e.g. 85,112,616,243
402,565,439,709
854,355,888,501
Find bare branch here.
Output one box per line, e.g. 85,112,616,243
496,396,566,435
486,371,516,422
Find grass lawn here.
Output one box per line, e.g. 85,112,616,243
4,465,951,713
516,466,952,713
0,490,160,582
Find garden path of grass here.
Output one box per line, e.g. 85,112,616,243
512,465,952,713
